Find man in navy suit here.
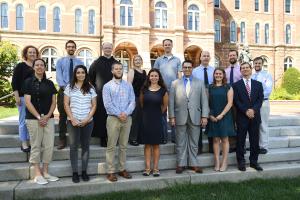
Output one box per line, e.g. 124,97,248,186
232,62,264,171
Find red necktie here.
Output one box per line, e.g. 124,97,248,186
245,79,251,98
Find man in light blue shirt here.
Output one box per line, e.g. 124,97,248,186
192,51,214,154
103,62,135,182
252,57,273,154
56,40,84,149
154,39,182,144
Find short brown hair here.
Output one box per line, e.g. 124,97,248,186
22,45,39,61
162,39,173,45
228,49,238,57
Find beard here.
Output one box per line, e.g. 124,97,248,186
113,73,123,79
229,58,237,65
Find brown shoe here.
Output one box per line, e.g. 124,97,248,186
190,166,203,173
176,166,184,174
118,170,132,179
57,139,66,150
107,173,118,182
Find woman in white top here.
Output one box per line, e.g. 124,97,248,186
64,65,97,183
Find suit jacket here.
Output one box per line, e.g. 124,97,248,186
168,77,209,126
232,79,263,126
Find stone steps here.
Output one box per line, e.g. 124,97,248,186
1,146,300,182
1,161,300,200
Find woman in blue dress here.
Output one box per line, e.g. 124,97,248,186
208,68,235,172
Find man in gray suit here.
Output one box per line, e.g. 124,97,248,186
169,60,209,174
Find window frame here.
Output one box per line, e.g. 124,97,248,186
120,0,133,27
53,7,61,32
187,4,200,31
255,22,260,44
75,8,83,33
0,3,8,29
16,4,24,31
88,9,95,34
155,1,168,29
214,19,221,43
39,6,47,31
230,20,237,43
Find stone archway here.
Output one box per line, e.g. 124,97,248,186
114,42,138,73
184,45,202,67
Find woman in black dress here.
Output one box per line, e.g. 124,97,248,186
127,55,146,146
139,69,168,177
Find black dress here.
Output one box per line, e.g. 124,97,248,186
139,87,166,144
88,56,117,138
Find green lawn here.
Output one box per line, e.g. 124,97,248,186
0,106,18,119
64,177,300,200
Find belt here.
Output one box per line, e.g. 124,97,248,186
264,98,269,100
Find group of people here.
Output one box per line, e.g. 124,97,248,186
11,38,273,185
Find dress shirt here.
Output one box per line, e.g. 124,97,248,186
242,78,252,91
56,56,84,88
252,70,273,99
153,55,182,91
102,79,135,116
225,63,242,84
183,75,193,87
192,65,214,85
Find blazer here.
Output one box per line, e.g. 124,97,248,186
168,77,209,126
232,78,263,125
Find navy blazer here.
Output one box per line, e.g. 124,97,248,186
232,79,264,125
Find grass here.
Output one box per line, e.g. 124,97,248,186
0,106,18,119
63,177,300,200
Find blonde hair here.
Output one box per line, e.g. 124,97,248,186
132,54,143,67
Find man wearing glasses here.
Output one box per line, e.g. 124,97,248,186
169,60,209,174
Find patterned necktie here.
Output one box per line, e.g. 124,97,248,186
186,78,191,97
230,66,234,85
245,79,251,99
69,58,74,82
204,67,209,86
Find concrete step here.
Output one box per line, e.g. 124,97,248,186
1,146,300,182
7,161,300,200
269,126,300,137
1,116,300,135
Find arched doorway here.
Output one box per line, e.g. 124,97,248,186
184,45,202,67
114,42,138,74
150,44,164,67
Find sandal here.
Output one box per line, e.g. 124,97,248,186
153,169,160,177
142,169,151,176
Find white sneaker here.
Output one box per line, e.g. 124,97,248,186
34,176,48,185
43,173,59,182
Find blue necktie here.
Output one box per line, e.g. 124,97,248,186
69,58,73,82
230,66,234,85
204,68,209,86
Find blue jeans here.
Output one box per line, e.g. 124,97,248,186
17,97,29,142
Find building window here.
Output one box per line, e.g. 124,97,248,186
255,0,259,11
214,19,221,42
215,56,220,68
41,47,58,72
155,1,167,28
264,23,269,44
235,0,240,10
264,0,269,12
75,9,82,33
78,49,94,68
284,57,292,71
0,3,8,28
16,4,24,30
120,0,133,26
115,50,130,73
241,22,246,43
285,24,291,44
261,56,269,71
187,4,199,31
230,21,237,43
39,6,46,31
53,7,61,32
214,0,220,8
255,23,260,44
88,10,95,34
285,0,291,13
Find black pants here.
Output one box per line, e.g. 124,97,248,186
198,124,213,152
129,99,142,142
57,88,67,140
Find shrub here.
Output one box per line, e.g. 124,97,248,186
270,87,295,100
282,68,300,95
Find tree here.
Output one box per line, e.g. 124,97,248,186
0,41,19,106
282,67,300,95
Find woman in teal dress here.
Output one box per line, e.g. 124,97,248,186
208,68,235,172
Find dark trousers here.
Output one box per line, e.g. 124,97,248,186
236,120,260,165
129,99,142,142
57,88,67,140
198,127,213,152
229,106,238,149
162,112,176,142
68,121,93,172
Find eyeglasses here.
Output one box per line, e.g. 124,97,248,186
182,66,192,70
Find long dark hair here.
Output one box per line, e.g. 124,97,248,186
142,68,166,92
70,65,92,95
213,68,227,86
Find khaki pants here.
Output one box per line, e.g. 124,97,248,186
26,119,55,164
259,100,270,149
106,116,132,173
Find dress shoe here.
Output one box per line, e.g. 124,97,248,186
72,172,80,183
243,148,247,154
259,148,268,154
197,148,203,155
229,147,236,153
162,140,167,144
238,164,246,171
129,140,139,146
100,138,107,147
246,147,250,151
250,163,263,171
190,166,203,173
153,169,160,177
118,170,132,179
21,145,30,153
81,171,90,182
57,139,66,150
175,166,184,174
107,173,118,182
